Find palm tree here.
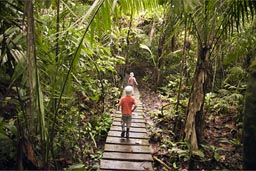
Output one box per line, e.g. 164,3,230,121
166,0,256,169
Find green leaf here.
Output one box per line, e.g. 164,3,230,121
140,44,156,66
192,149,205,158
214,152,220,161
173,162,178,169
67,163,85,170
44,0,52,8
140,44,152,56
8,59,26,89
0,133,10,140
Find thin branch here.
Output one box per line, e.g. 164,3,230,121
153,156,171,170
189,13,203,46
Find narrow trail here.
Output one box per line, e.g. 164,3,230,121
100,88,154,171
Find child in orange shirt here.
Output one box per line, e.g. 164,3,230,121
117,86,137,138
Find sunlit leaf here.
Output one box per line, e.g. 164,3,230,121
68,163,85,170
192,149,205,158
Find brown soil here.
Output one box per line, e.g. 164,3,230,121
139,89,243,170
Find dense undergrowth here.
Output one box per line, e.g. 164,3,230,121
140,84,244,170
1,0,255,170
0,79,245,170
0,88,116,170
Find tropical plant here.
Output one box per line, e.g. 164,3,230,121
169,0,256,149
0,0,165,169
158,0,256,169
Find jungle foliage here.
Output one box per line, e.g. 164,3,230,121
1,0,256,170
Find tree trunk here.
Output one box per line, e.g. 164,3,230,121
184,44,211,150
243,62,256,169
155,28,165,90
25,0,36,137
25,1,44,169
123,3,134,86
174,19,188,139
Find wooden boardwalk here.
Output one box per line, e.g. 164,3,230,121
100,89,154,171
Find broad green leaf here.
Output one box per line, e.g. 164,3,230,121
192,149,205,158
140,44,152,56
44,0,51,8
67,163,85,170
8,59,26,89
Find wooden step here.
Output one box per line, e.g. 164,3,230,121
114,113,144,119
115,111,144,115
113,117,145,123
100,160,153,171
106,137,149,145
112,121,146,128
110,125,147,133
100,89,153,171
102,152,153,161
108,130,149,139
104,144,151,153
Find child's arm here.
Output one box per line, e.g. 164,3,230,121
132,101,137,112
134,78,138,85
117,103,121,111
132,105,137,112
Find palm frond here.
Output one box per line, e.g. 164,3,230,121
55,0,105,114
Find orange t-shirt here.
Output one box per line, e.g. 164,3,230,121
119,96,136,115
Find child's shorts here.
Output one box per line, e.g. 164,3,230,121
121,114,132,127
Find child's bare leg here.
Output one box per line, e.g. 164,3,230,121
126,116,132,138
121,116,125,137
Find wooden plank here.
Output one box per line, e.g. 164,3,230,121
114,114,144,119
135,106,143,109
112,121,146,128
115,111,144,117
115,110,143,113
104,144,151,153
133,111,144,115
115,110,143,112
106,137,149,145
113,114,144,118
108,130,149,139
110,126,147,133
134,114,144,119
100,90,153,171
113,117,145,123
102,152,153,161
100,160,153,171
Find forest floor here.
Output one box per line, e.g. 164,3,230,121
139,88,243,171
